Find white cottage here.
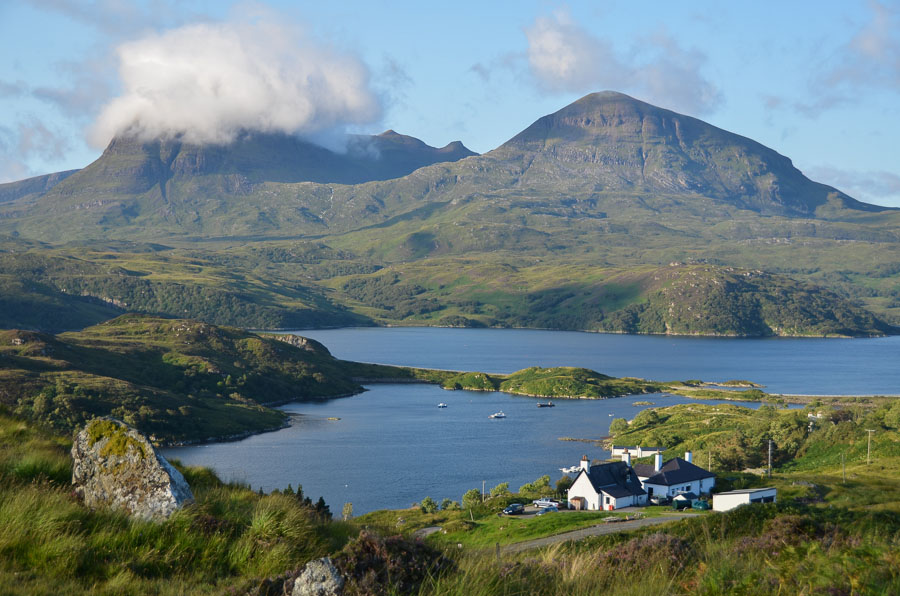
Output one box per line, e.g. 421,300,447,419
633,451,716,499
567,456,647,511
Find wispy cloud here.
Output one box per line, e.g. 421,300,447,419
807,165,900,207
522,9,721,115
0,119,71,183
799,0,900,117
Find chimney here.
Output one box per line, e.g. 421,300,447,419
580,455,590,472
685,451,693,464
654,452,663,472
622,451,631,466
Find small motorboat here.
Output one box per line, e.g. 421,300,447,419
488,411,506,419
536,402,555,408
437,403,448,408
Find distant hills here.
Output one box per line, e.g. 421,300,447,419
0,91,898,336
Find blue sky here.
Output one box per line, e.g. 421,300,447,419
2,0,899,206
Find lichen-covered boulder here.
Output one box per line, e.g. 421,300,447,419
71,418,193,520
291,557,344,596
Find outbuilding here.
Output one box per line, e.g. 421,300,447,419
712,487,777,512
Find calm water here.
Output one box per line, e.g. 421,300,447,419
296,327,900,395
159,327,876,513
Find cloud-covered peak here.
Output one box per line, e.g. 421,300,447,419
89,20,382,147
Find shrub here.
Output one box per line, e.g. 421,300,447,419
334,531,454,595
420,497,438,514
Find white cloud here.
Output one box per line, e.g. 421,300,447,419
523,10,721,115
89,20,383,147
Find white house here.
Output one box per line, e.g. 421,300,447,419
633,451,716,499
712,488,777,512
610,445,665,459
567,456,647,511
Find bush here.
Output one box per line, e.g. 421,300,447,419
334,531,454,595
420,496,438,514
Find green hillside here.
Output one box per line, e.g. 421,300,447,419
0,314,378,443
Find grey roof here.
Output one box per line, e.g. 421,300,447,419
714,488,776,495
633,463,658,477
601,484,642,498
638,458,715,486
575,460,646,498
673,492,699,501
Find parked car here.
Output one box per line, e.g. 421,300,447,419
535,505,558,515
502,503,525,515
532,497,559,508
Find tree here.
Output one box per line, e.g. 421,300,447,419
556,475,574,495
609,418,629,434
342,502,354,521
315,496,331,520
462,488,482,510
420,496,438,514
518,475,551,498
489,482,510,498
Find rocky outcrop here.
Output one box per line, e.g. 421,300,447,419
71,418,193,520
273,334,332,356
291,557,345,596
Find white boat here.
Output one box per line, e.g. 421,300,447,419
559,465,581,474
488,411,506,419
437,403,448,408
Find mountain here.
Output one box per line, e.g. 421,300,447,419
489,91,883,216
0,91,897,336
0,169,79,204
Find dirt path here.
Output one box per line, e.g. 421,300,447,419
501,514,696,554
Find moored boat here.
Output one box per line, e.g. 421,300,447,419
488,411,506,419
437,403,448,408
536,402,555,408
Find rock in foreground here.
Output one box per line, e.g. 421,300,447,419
291,557,345,596
71,418,193,520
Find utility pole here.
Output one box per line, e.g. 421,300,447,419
708,450,712,471
865,430,876,466
482,480,485,503
767,439,773,477
842,452,845,484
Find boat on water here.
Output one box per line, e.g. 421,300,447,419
536,402,555,408
559,465,581,474
437,403,448,408
488,411,506,419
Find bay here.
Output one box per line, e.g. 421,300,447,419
296,327,900,396
160,327,864,514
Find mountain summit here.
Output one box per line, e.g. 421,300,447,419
490,91,881,216
0,91,892,242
